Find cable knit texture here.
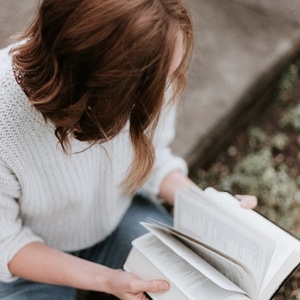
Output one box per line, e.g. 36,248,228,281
0,45,187,282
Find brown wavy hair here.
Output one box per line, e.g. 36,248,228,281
11,0,193,194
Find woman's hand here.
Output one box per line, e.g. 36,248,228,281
159,170,258,210
8,242,169,299
106,269,169,300
235,194,258,209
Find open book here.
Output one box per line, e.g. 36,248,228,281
123,186,300,300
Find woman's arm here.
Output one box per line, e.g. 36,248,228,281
8,242,170,299
158,170,194,205
159,170,257,209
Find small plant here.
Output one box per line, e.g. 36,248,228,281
280,103,300,132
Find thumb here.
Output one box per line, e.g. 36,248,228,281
137,279,170,294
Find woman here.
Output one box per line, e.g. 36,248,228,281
0,0,256,299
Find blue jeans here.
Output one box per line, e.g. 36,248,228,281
0,194,173,299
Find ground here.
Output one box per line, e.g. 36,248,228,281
191,59,300,299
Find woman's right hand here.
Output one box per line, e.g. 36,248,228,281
105,269,170,300
8,242,170,299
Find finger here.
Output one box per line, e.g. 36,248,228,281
235,194,258,209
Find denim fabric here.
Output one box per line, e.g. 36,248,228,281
0,194,172,299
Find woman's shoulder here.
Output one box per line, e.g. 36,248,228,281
0,44,15,68
0,44,18,93
0,44,27,102
0,45,36,133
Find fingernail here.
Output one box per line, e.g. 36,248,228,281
159,282,169,291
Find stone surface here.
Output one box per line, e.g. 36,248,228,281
1,0,300,171
0,0,38,47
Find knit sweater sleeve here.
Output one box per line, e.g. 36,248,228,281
142,91,188,197
0,158,44,282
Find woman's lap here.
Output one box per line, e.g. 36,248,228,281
0,194,172,299
79,194,173,269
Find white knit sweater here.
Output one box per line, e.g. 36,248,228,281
0,45,188,282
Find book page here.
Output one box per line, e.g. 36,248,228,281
142,222,253,297
124,246,188,300
174,187,275,290
259,239,300,300
202,186,300,296
131,233,250,300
